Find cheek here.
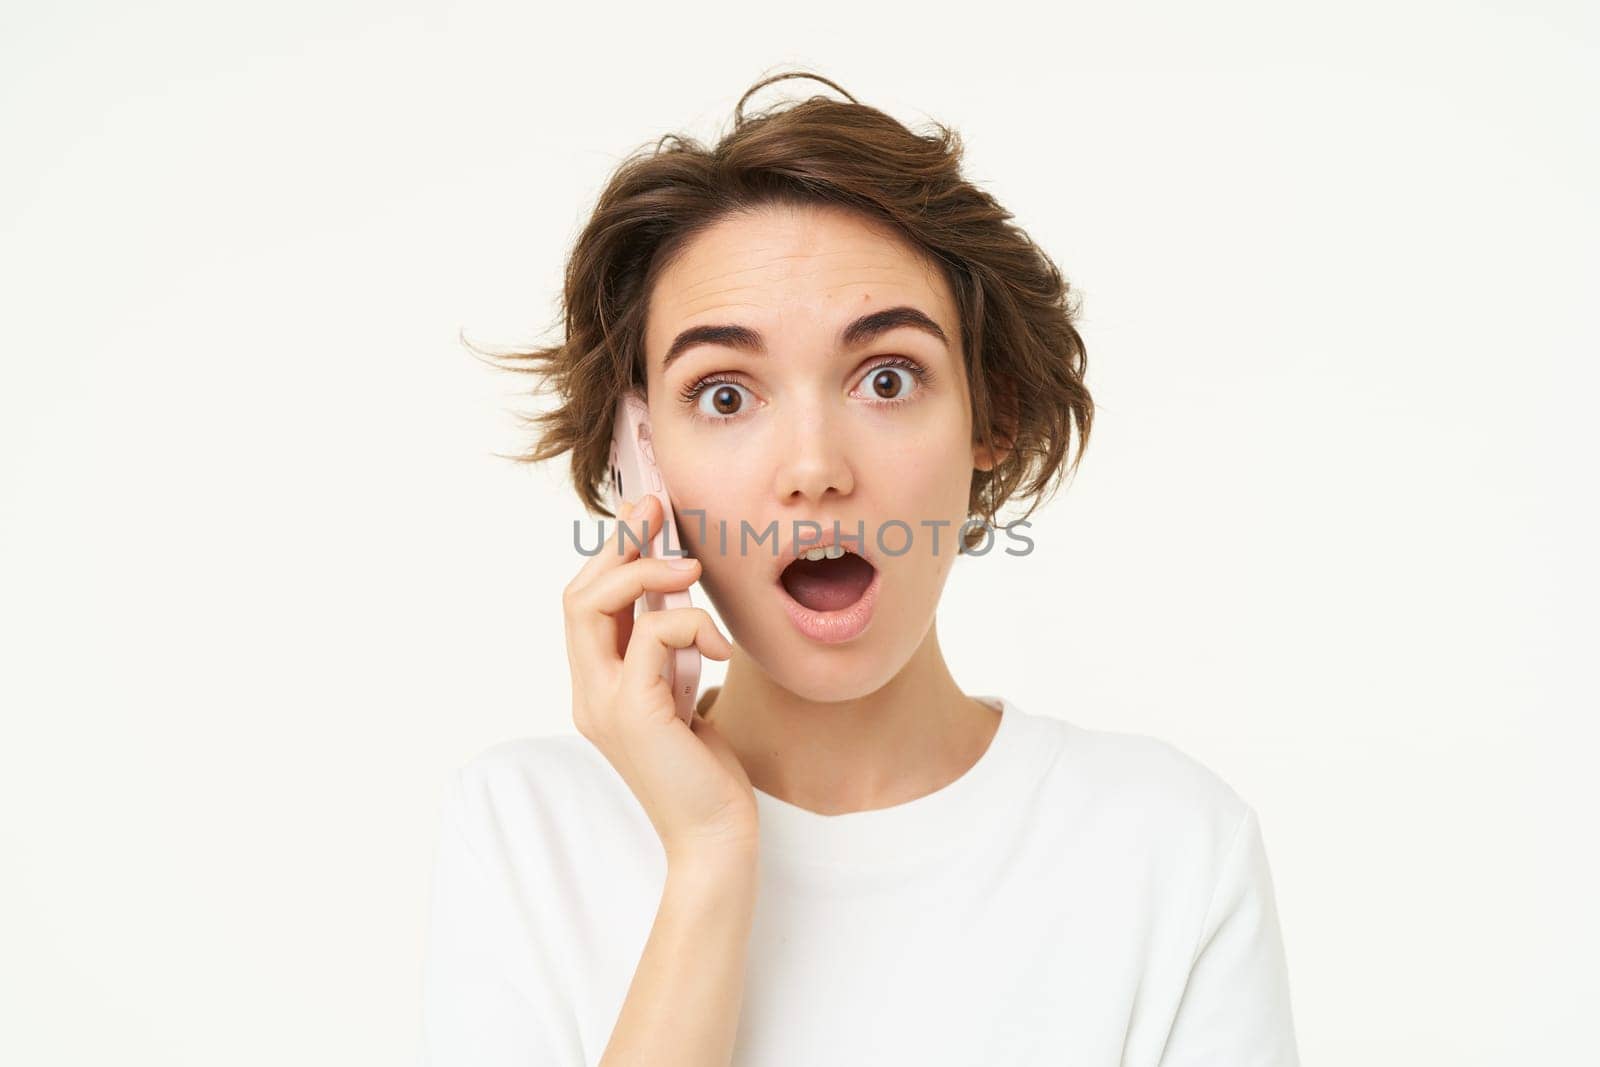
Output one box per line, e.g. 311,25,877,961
888,441,975,570
885,435,974,510
661,461,760,561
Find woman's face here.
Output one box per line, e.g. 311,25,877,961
643,202,994,702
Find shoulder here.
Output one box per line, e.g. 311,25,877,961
440,731,645,862
1023,715,1272,930
453,731,602,801
1065,720,1246,813
1028,712,1256,852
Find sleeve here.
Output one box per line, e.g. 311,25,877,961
1158,805,1302,1067
421,768,586,1066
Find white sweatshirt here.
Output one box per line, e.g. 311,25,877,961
421,695,1301,1065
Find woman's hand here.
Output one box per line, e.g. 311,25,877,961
562,492,758,866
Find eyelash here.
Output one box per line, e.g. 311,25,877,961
678,357,933,425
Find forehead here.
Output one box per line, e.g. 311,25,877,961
644,204,957,360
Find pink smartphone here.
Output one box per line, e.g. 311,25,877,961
606,388,702,726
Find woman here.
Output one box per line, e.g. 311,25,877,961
422,71,1300,1066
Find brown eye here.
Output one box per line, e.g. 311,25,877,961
869,366,913,399
711,385,741,414
680,375,761,423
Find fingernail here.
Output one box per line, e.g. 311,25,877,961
668,557,698,570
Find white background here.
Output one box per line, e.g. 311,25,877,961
3,2,1594,1063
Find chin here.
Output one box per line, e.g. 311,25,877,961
761,602,933,706
772,645,893,703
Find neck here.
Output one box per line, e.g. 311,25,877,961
697,619,1000,816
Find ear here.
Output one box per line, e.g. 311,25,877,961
973,383,1018,473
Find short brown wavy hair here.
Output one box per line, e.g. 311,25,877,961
475,69,1093,550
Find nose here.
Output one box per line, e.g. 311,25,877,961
771,396,855,505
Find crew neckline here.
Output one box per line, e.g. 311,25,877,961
744,694,1063,890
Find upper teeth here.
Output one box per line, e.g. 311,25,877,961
800,545,847,562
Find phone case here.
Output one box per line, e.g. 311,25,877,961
605,389,702,726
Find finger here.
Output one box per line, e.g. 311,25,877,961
567,492,668,659
600,495,645,654
618,607,733,710
571,492,663,592
566,554,707,681
565,491,655,672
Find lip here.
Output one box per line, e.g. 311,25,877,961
774,561,882,645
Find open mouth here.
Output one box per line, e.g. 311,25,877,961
778,550,878,612
774,547,882,644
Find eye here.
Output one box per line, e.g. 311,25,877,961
854,357,929,404
681,378,753,421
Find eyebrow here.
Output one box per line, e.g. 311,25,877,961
660,304,950,371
